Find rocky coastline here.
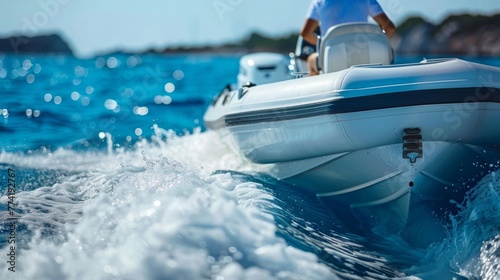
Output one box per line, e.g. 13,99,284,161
0,14,498,57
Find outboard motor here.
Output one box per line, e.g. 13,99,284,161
237,52,291,88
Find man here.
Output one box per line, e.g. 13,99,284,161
300,0,396,75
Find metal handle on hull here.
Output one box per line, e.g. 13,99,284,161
403,128,423,163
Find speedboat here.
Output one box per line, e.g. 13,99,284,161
204,23,500,235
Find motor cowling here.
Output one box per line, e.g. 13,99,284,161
237,52,291,88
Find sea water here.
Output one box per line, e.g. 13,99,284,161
0,53,499,280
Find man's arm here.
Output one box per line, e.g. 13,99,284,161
300,18,320,45
373,13,396,37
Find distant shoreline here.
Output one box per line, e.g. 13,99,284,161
0,14,498,57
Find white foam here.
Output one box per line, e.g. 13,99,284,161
0,131,337,279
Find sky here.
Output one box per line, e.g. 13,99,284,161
0,0,499,57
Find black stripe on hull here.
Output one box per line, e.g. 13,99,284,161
206,87,500,128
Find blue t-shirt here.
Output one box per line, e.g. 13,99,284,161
306,0,384,37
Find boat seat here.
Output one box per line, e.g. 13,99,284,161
318,23,393,74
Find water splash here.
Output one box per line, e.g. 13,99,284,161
402,170,500,279
0,131,337,280
1,129,499,279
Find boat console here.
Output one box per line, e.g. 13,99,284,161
292,23,393,74
318,23,393,73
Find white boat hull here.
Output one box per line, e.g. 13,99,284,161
204,58,500,234
224,102,500,230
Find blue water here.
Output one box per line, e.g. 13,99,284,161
0,53,499,280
